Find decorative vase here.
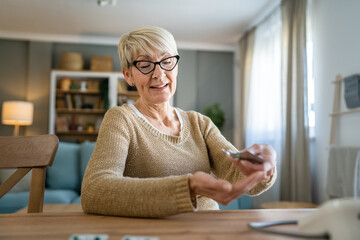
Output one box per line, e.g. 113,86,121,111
60,78,72,91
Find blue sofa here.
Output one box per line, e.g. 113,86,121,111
0,140,253,213
0,141,96,213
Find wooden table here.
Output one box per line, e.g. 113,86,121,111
15,203,83,214
0,208,315,240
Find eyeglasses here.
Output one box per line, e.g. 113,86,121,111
128,55,180,75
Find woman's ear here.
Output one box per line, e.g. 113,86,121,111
122,69,133,86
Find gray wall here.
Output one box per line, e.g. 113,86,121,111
176,50,234,142
0,40,28,136
1,40,234,144
198,51,234,142
311,0,360,203
0,40,52,136
26,41,52,136
176,50,198,111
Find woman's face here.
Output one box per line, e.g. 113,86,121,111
123,49,178,105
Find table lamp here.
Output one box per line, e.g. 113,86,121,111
1,101,34,136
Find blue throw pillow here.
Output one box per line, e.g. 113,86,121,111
46,142,80,192
79,141,96,181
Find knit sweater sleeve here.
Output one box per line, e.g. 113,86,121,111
81,107,195,218
198,113,276,196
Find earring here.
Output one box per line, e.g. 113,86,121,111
131,82,134,86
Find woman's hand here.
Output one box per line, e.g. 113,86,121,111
228,144,276,180
188,144,276,206
188,171,266,206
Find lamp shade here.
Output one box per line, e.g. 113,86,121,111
1,101,34,126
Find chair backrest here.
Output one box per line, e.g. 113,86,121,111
0,135,59,213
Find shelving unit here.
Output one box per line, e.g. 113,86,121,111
56,109,107,114
329,74,360,145
49,70,139,142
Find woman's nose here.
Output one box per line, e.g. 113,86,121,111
152,63,165,78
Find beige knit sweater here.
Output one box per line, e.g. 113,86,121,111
81,104,276,217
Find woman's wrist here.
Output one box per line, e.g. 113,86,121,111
187,174,197,207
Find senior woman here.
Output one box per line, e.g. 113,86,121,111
81,26,276,218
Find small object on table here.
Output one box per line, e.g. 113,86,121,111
122,236,159,240
69,234,108,240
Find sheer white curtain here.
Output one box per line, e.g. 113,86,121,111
245,8,282,208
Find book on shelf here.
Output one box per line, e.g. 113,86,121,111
87,81,99,91
82,95,97,109
55,117,69,132
65,93,74,109
73,95,83,109
56,95,66,108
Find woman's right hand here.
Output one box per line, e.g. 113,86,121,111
188,171,266,206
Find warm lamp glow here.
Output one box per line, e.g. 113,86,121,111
1,101,34,136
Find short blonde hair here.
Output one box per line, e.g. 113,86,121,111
118,26,178,73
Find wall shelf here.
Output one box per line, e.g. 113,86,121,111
118,91,139,97
49,70,139,142
329,74,360,144
329,108,360,116
56,89,99,95
56,109,106,114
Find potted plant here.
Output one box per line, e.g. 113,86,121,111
203,103,225,131
99,80,110,110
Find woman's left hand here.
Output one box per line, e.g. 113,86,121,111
227,144,276,180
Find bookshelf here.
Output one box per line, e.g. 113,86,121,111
49,70,139,142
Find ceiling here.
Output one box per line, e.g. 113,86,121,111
0,0,279,49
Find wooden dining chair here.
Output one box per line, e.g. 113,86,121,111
0,135,59,213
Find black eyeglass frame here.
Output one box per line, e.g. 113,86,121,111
128,55,180,75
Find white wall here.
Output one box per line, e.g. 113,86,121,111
311,0,360,203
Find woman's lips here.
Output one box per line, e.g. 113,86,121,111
150,83,168,90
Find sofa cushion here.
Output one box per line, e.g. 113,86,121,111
0,191,30,213
46,142,80,192
0,189,79,214
72,196,82,204
44,189,79,204
79,141,96,181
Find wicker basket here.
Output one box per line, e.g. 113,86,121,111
60,52,84,70
90,55,113,72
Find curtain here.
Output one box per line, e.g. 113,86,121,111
280,0,311,202
245,8,282,208
235,29,255,150
238,0,311,206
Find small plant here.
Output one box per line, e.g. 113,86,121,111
99,80,109,110
203,103,225,131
